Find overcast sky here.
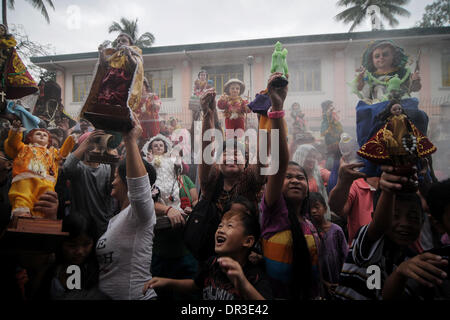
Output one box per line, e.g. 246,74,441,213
8,0,436,55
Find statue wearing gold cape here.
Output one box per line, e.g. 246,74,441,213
357,100,436,167
80,33,144,131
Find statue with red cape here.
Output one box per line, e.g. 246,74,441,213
79,33,144,132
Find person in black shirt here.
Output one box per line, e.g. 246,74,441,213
143,197,273,300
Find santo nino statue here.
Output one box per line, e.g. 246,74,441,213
80,33,144,132
0,24,38,121
5,120,75,217
352,40,429,177
352,40,421,104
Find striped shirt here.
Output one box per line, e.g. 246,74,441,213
334,224,423,300
260,194,321,299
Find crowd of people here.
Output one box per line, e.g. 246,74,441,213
0,68,448,301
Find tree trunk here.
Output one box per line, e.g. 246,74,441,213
2,0,6,27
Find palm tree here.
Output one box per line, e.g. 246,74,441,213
335,0,411,32
104,17,155,49
2,0,55,26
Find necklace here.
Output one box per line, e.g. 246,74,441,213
367,67,411,86
374,67,399,76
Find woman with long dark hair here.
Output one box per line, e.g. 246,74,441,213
259,73,322,299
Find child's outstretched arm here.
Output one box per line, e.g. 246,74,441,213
328,159,366,218
198,88,219,197
217,257,266,300
4,120,24,159
142,277,199,296
264,72,288,208
382,252,448,299
366,166,408,243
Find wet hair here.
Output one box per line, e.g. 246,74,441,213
426,179,450,223
223,195,260,242
216,139,246,162
55,213,98,266
309,192,327,208
25,128,52,147
284,161,314,300
117,158,157,189
62,212,98,242
51,213,102,295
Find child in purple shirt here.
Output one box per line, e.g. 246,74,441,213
309,192,348,298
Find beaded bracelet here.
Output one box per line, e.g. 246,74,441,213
267,106,285,119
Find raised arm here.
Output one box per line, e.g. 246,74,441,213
71,130,104,161
198,88,219,197
264,73,289,207
123,113,154,222
366,166,408,242
328,159,366,218
123,115,146,178
63,130,105,177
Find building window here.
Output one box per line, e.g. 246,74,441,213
289,59,321,92
145,69,173,98
73,74,92,102
202,64,244,94
442,52,450,87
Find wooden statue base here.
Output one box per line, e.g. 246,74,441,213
86,151,120,164
83,103,133,132
1,216,69,252
8,216,67,234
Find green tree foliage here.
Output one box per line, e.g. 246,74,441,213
103,17,155,49
10,24,55,80
335,0,411,32
2,0,55,26
416,0,450,27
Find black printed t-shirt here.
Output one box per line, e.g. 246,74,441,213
194,256,273,300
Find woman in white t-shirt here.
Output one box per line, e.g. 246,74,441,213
96,114,158,300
